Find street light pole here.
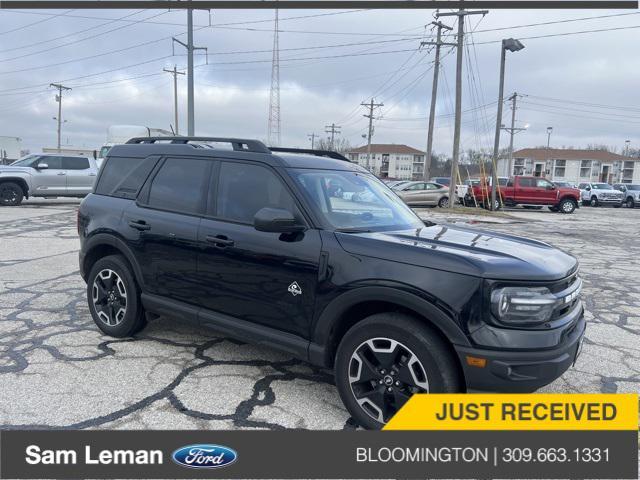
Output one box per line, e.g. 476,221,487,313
490,38,524,211
547,126,553,149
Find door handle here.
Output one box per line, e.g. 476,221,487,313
128,220,151,231
89,173,97,177
206,235,234,248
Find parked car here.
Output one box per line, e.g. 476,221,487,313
471,176,580,213
612,183,640,208
578,182,623,207
79,136,584,429
0,153,98,206
395,181,450,208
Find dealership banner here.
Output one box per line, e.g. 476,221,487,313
1,394,637,479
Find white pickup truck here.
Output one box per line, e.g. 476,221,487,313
0,153,99,206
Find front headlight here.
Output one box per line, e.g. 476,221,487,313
491,286,557,324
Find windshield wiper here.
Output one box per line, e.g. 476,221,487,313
335,227,373,233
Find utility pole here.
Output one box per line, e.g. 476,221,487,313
504,93,525,177
163,65,185,135
437,8,488,206
308,133,318,149
361,98,384,172
421,21,454,181
50,83,71,152
325,123,341,151
173,10,207,136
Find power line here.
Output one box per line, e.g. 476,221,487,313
0,9,74,36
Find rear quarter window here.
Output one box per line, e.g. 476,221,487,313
94,156,159,199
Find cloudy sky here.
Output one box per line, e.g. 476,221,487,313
0,6,639,156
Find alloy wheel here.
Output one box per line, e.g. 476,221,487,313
0,186,17,205
348,337,429,424
562,201,574,213
92,269,127,326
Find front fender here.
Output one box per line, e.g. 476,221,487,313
308,285,470,367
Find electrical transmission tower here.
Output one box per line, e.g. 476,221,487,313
267,9,281,147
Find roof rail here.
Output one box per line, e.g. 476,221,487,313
269,147,350,162
125,136,271,154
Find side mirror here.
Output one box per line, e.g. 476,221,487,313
36,163,49,170
254,207,305,233
585,187,591,191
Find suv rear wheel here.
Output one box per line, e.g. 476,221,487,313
335,313,462,429
438,196,449,208
87,255,146,337
0,182,24,206
590,196,599,207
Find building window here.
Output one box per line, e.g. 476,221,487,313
579,160,592,179
513,158,525,175
553,159,566,178
622,161,635,182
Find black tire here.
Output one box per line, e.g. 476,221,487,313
0,181,24,206
627,197,635,209
558,198,576,214
581,200,589,206
590,196,599,207
335,312,462,430
613,203,621,208
438,196,449,208
86,254,146,337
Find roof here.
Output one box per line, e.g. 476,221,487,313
513,148,635,162
348,144,425,155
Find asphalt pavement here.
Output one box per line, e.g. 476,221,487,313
0,199,638,429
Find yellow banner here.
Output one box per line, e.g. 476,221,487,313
384,394,639,430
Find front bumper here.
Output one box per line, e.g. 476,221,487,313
454,310,586,393
595,197,623,204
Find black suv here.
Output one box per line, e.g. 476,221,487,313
78,137,585,429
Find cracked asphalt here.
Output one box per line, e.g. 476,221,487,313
0,199,638,430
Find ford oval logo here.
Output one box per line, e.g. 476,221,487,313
172,444,237,469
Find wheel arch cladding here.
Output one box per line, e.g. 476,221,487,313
82,235,143,287
311,287,469,371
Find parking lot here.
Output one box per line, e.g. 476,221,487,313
1,199,638,430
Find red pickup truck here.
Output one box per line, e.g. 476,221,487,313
470,176,581,213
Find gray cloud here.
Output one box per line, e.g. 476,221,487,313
0,8,638,156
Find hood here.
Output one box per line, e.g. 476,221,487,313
335,224,577,281
590,188,622,195
0,166,32,174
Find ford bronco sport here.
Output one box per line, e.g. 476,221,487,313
78,137,585,429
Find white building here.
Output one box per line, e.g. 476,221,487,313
498,148,640,184
346,144,425,180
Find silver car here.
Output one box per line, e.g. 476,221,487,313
395,181,450,208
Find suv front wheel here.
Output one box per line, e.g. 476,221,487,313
335,312,462,429
87,255,147,337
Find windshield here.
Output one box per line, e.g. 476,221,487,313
290,169,424,231
10,155,40,167
592,183,612,190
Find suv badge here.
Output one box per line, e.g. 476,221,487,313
288,282,302,296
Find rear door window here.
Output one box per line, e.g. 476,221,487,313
146,158,209,215
62,157,90,170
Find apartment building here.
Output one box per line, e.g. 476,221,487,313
498,148,640,184
346,144,425,180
